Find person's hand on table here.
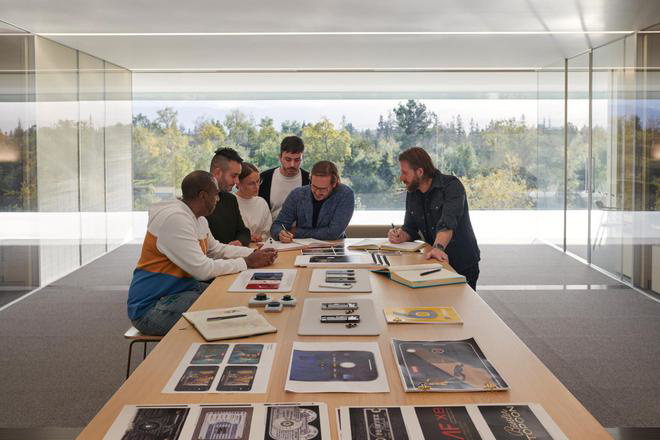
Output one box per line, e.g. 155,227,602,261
388,227,409,244
228,240,242,246
424,247,449,264
279,229,294,243
245,248,278,268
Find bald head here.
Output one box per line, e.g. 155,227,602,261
181,170,216,201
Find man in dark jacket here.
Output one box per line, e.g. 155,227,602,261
206,148,251,246
259,136,310,218
388,147,481,290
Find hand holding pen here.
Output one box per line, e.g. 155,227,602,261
388,223,406,244
278,223,294,243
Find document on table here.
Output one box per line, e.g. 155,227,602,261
338,403,568,440
163,342,276,393
104,402,332,440
285,341,389,393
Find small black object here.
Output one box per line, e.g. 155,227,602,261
345,322,358,328
255,293,268,300
267,301,279,307
282,295,292,301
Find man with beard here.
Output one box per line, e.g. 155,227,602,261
206,147,251,246
388,147,480,290
259,136,310,218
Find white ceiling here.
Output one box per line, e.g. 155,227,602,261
1,0,659,70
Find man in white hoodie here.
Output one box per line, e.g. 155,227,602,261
128,170,277,335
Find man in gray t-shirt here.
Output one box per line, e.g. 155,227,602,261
258,136,310,218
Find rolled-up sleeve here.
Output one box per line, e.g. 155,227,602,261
435,179,465,232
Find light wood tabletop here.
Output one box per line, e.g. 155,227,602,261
78,243,611,439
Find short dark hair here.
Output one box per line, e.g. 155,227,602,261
398,147,437,179
280,136,304,154
311,160,339,184
239,162,259,181
181,170,215,201
210,147,243,172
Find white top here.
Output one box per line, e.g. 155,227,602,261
270,168,302,218
145,199,253,280
236,194,273,241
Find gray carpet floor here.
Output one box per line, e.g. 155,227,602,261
0,243,659,430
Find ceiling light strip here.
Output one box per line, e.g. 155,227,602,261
37,31,634,37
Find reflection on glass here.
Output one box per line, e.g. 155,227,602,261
566,53,591,260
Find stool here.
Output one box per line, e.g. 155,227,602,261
124,326,162,379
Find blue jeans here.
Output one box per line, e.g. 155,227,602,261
131,282,209,336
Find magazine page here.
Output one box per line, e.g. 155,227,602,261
383,307,463,324
391,338,508,392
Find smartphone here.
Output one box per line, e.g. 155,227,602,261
321,315,361,323
228,344,264,364
319,283,354,289
190,344,229,364
322,302,359,310
217,366,257,391
309,255,352,263
252,272,283,281
327,270,355,274
246,283,280,289
175,365,219,391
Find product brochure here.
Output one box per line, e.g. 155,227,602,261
285,341,389,393
105,402,331,440
383,307,463,324
337,404,567,440
163,342,276,393
392,338,508,392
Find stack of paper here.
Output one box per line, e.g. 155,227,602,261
182,306,276,341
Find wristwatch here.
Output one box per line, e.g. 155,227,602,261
433,243,445,251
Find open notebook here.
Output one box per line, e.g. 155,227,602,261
373,263,466,288
348,238,425,252
182,306,276,341
261,237,334,251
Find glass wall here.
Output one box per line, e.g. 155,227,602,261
0,34,133,294
537,61,565,249
132,71,540,243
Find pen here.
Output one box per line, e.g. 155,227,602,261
207,314,247,321
420,268,442,276
281,223,288,233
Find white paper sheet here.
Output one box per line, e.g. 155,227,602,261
285,341,389,393
228,269,298,293
163,342,276,394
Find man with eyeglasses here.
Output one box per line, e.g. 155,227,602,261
271,161,355,241
127,170,277,336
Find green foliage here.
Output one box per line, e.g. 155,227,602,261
131,101,545,211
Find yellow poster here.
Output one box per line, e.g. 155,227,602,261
383,307,463,324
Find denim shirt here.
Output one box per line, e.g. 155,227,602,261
271,183,355,240
401,171,480,272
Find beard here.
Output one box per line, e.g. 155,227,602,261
406,175,421,192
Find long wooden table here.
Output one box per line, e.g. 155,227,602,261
79,245,611,439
